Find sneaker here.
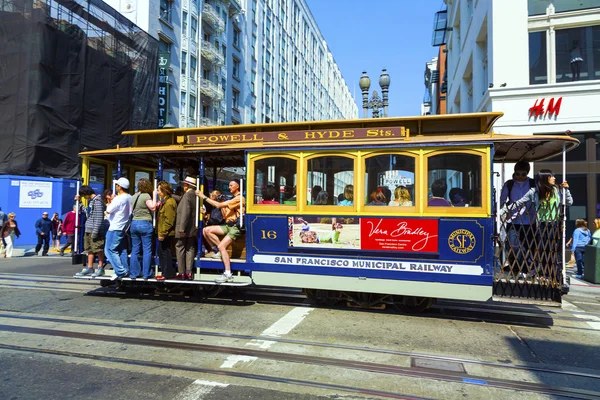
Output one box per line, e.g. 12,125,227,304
91,268,105,277
109,273,128,281
211,252,222,259
215,273,233,283
59,249,64,256
204,251,215,258
75,268,94,276
575,274,583,279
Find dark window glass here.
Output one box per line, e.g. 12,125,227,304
427,153,482,207
307,156,353,206
596,134,600,160
554,0,600,13
547,134,586,162
528,0,548,16
597,174,600,217
529,31,547,84
554,173,587,234
556,25,600,82
253,157,297,204
364,154,415,207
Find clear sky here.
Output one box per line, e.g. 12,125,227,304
305,0,446,118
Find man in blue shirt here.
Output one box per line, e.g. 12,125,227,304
499,161,536,275
35,211,52,256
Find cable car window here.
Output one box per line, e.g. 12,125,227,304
364,154,415,207
253,157,297,204
427,153,482,207
307,156,354,205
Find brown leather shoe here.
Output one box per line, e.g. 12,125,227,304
174,273,185,280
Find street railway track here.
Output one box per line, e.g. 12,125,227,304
0,321,598,399
0,273,599,329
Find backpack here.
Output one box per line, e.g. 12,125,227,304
207,207,224,226
505,178,535,205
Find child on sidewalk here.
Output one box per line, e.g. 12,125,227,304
571,219,591,279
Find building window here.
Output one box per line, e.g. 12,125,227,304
160,0,172,23
251,70,256,94
233,27,241,48
180,93,186,115
265,50,271,71
528,31,548,85
202,104,209,119
159,40,171,53
232,89,239,109
182,11,188,35
265,83,271,105
233,57,240,79
191,16,198,40
252,34,257,60
190,56,197,79
181,51,187,75
202,68,209,80
556,25,600,82
189,95,196,118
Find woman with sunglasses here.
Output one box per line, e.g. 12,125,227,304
0,213,21,258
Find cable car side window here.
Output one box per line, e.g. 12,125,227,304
427,152,482,208
307,155,354,206
364,154,416,208
253,156,297,205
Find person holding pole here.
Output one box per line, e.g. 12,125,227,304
197,179,245,283
173,176,198,280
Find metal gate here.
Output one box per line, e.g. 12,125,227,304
493,201,564,303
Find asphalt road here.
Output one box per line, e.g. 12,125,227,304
0,255,599,400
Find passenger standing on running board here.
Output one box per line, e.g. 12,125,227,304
75,186,107,277
104,177,132,280
197,180,246,283
174,176,198,280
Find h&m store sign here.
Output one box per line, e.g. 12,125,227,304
528,97,562,120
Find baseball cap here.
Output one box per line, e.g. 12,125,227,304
114,177,130,189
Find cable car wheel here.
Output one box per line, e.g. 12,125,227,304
195,285,222,299
393,296,436,313
303,288,343,306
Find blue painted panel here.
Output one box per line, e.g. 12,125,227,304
0,175,78,246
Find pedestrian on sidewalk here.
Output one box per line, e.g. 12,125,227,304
34,211,52,256
593,218,600,246
0,207,6,226
75,186,107,277
104,177,132,280
50,212,61,251
571,219,591,279
60,205,78,256
0,213,21,258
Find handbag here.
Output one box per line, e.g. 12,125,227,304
124,194,141,236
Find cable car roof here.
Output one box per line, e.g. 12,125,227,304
79,112,579,163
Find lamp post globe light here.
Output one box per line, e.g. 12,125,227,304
359,69,391,118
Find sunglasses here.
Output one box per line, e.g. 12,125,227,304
514,172,528,177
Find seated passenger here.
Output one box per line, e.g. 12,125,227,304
313,191,329,205
197,180,246,283
389,186,413,206
428,179,451,206
258,184,279,204
366,189,387,206
310,185,323,204
298,218,344,244
283,185,297,204
449,188,468,207
338,184,354,206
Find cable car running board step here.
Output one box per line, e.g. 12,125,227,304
72,275,252,287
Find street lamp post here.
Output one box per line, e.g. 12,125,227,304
359,69,391,118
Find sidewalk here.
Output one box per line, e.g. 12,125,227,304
7,245,72,258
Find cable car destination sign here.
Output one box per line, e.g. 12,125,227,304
187,126,411,145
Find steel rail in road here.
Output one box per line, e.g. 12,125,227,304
0,343,428,400
0,323,598,399
0,311,598,381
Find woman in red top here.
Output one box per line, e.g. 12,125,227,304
60,205,78,256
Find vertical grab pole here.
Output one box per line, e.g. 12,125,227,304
197,157,205,263
562,143,567,287
74,179,81,257
239,178,244,228
114,159,122,193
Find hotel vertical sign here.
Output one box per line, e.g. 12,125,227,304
158,52,170,128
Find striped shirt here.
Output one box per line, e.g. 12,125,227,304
84,194,106,236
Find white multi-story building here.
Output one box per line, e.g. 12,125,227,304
443,0,600,229
103,0,357,128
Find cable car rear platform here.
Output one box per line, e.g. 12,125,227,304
73,274,253,287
